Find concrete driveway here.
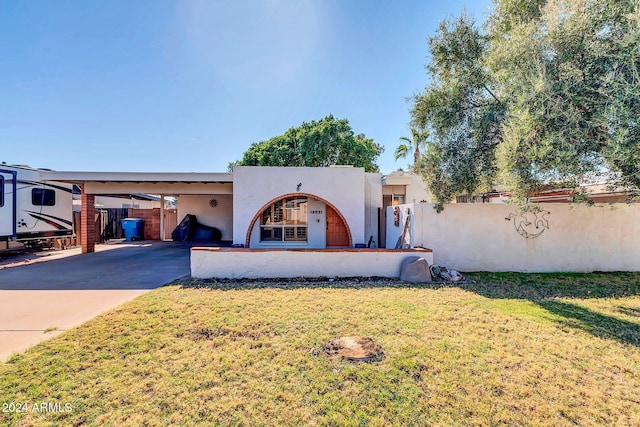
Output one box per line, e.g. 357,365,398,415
0,241,191,361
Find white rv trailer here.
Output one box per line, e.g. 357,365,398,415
0,164,73,252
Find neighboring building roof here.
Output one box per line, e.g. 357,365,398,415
382,170,414,186
70,185,163,201
476,182,635,204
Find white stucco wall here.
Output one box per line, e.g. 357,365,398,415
365,173,382,247
178,194,233,240
233,166,367,247
191,248,434,279
407,202,640,272
307,199,327,247
406,174,433,204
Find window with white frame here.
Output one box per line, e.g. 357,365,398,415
260,197,308,242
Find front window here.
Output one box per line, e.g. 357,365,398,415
260,197,308,242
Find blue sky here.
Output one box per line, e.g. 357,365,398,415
1,0,493,174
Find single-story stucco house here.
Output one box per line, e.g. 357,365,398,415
39,166,433,278
42,166,431,252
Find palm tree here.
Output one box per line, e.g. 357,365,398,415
394,127,430,170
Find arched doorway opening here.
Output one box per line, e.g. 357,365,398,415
245,192,352,248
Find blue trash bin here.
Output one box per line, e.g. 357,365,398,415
121,218,144,241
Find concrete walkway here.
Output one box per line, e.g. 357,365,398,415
0,241,191,361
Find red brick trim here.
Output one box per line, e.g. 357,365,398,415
245,193,353,248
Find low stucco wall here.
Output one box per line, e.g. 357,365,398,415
191,248,433,279
404,202,640,272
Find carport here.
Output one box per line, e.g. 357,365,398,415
40,171,233,253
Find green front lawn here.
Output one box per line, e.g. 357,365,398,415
2,273,640,426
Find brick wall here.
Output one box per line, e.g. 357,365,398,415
128,208,161,240
81,193,95,253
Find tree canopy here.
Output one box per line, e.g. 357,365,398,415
231,115,384,172
412,0,640,208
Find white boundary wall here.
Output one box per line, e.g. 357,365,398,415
396,202,640,272
191,248,433,279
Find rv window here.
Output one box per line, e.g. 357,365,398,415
32,188,56,206
0,176,3,207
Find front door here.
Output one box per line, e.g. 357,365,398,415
326,205,349,247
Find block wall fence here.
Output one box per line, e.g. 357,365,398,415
388,202,640,272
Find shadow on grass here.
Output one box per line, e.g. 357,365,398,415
617,306,640,317
462,272,640,300
440,272,640,346
538,300,640,346
176,271,640,347
178,272,640,299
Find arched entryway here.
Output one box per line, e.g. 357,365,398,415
245,192,352,248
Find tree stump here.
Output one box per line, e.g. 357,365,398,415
323,336,384,362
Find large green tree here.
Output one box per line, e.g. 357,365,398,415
412,0,640,208
231,115,384,172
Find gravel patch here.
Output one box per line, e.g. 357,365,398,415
176,276,475,290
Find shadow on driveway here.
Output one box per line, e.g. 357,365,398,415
0,241,192,290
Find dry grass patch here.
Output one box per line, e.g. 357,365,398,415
1,273,640,425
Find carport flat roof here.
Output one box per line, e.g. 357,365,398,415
40,171,233,184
